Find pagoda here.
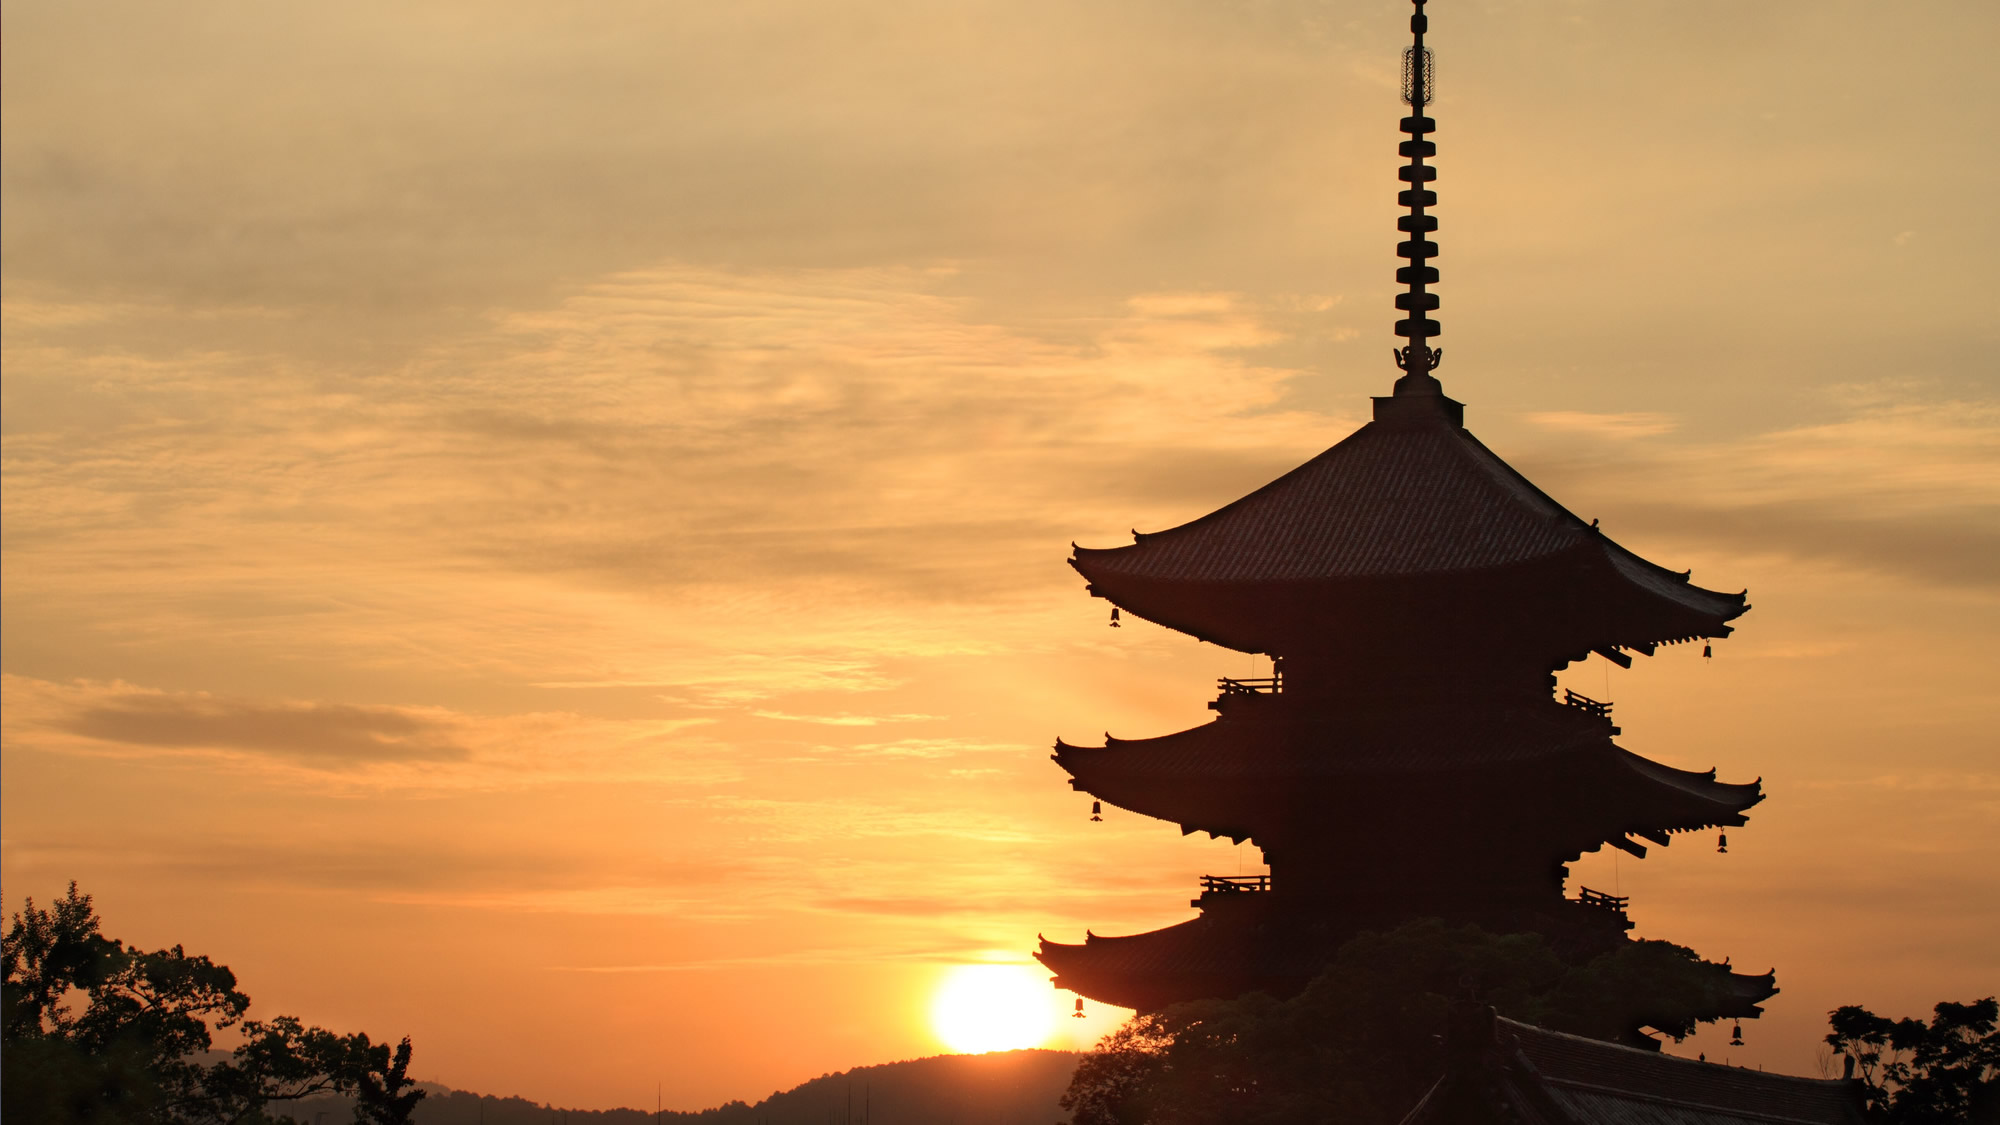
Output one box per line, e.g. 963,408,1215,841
1036,0,1776,1042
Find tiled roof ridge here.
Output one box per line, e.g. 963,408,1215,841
1072,415,1749,627
1536,1074,1855,1125
1498,1017,1865,1112
1073,417,1589,581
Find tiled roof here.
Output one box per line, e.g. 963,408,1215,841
1034,910,1342,1011
1076,422,1583,581
1059,701,1611,777
1039,919,1779,1030
1039,914,1271,979
1513,1018,1866,1122
1053,706,1763,838
1070,410,1746,628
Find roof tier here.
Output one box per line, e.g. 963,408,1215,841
1055,702,1762,852
1072,398,1747,657
1036,903,1777,1018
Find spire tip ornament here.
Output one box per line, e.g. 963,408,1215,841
1392,0,1443,396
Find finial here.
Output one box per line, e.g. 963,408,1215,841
1392,0,1442,395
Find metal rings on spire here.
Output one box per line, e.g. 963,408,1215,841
1392,0,1442,390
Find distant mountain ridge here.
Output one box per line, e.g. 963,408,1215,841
272,1048,1080,1125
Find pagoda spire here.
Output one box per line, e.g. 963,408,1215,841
1391,0,1443,395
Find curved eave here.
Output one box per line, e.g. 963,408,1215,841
1073,544,1747,657
1052,725,1762,849
1035,921,1214,1011
1613,748,1764,832
1067,419,1748,653
1053,705,1613,829
1057,704,1615,782
1069,557,1257,652
1590,539,1749,642
1723,968,1781,1017
1035,915,1306,1011
1052,738,1258,841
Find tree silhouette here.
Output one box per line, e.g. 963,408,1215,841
356,1037,426,1125
1826,998,1998,1123
2,881,424,1125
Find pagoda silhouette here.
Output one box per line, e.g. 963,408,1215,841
1036,0,1776,1043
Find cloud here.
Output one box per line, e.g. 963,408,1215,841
1523,411,1680,438
844,738,1021,760
1606,499,2000,592
751,711,943,727
2,676,729,787
1,262,1338,709
60,694,468,764
1515,399,2000,591
816,895,1042,918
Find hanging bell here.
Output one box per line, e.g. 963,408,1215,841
1717,832,1728,854
1109,607,1122,628
1073,998,1086,1019
1730,1022,1744,1046
1090,800,1103,822
1703,643,1712,659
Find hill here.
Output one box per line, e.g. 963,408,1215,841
272,1048,1080,1125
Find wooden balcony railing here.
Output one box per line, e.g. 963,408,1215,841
1216,675,1282,696
1199,874,1272,895
1563,689,1615,722
1574,886,1630,916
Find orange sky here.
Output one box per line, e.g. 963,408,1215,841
4,0,1996,1112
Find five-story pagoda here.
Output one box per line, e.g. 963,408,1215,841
1036,0,1775,1043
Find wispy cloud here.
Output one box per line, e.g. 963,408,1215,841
751,711,943,727
1516,398,2000,590
2,264,1336,710
1523,411,1680,438
2,676,728,789
844,738,1020,759
60,694,469,764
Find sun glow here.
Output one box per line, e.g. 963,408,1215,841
929,964,1059,1054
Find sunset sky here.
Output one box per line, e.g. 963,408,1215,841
4,0,1996,1112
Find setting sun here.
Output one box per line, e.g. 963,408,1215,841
930,965,1059,1054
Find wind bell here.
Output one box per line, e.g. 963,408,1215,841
1109,607,1122,628
1090,800,1103,822
1730,1022,1745,1046
1073,998,1087,1019
1703,642,1713,659
1717,832,1729,854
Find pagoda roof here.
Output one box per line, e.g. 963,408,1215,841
1071,401,1746,653
1055,706,1763,842
1037,911,1778,1020
1035,911,1336,1011
1401,1014,1868,1125
1060,700,1611,777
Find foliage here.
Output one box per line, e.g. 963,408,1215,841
354,1038,425,1125
2,882,424,1125
1826,997,1999,1123
1060,918,1744,1125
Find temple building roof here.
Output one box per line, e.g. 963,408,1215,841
1037,911,1778,1021
1062,700,1614,776
1054,707,1762,845
1399,1013,1869,1125
1079,413,1580,583
1071,403,1747,655
1036,911,1326,1011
